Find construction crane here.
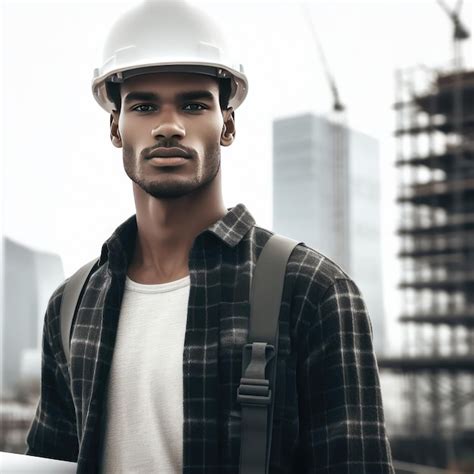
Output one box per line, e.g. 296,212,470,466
299,2,346,117
436,0,471,69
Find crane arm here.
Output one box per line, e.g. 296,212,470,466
299,2,345,112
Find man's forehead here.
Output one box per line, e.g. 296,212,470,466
121,71,219,94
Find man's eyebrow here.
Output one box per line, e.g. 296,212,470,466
123,90,216,104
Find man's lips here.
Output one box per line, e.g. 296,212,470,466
146,147,191,159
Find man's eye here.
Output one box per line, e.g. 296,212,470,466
132,104,155,112
131,103,207,112
183,103,206,111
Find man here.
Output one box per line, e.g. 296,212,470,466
25,1,395,473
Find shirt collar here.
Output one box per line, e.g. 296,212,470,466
98,202,256,270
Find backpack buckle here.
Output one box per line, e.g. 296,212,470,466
236,342,275,406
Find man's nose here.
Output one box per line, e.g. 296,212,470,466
151,106,186,140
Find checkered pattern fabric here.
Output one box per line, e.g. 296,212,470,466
25,202,394,473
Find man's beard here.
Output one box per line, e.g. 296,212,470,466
122,142,221,199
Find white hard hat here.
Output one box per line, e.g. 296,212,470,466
92,0,248,113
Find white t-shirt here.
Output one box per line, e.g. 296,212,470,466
98,273,191,474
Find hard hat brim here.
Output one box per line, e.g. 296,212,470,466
92,62,248,114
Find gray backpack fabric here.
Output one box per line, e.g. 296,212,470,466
59,233,303,474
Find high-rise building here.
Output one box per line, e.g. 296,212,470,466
272,112,386,354
1,237,64,398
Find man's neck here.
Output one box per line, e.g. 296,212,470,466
128,182,227,284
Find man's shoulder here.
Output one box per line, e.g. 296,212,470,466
252,225,353,298
44,275,75,336
47,278,68,318
251,226,368,332
46,256,105,317
43,258,97,325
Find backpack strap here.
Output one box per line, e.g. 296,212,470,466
237,234,303,474
60,257,100,369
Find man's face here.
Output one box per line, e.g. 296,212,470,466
110,72,234,199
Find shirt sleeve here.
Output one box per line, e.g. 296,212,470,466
296,277,395,473
24,286,79,463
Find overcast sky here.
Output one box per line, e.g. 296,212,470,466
1,0,473,353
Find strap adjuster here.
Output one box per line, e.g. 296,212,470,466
237,378,271,405
236,342,275,406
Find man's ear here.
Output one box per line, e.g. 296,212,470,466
220,107,235,147
110,111,122,148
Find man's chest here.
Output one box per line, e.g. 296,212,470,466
67,258,255,430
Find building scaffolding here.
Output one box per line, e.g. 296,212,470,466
378,64,474,469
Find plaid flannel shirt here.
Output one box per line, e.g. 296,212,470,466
25,202,394,473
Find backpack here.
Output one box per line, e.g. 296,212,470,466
59,233,303,474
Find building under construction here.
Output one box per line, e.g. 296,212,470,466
378,7,474,469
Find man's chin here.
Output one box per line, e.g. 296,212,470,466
140,182,200,200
